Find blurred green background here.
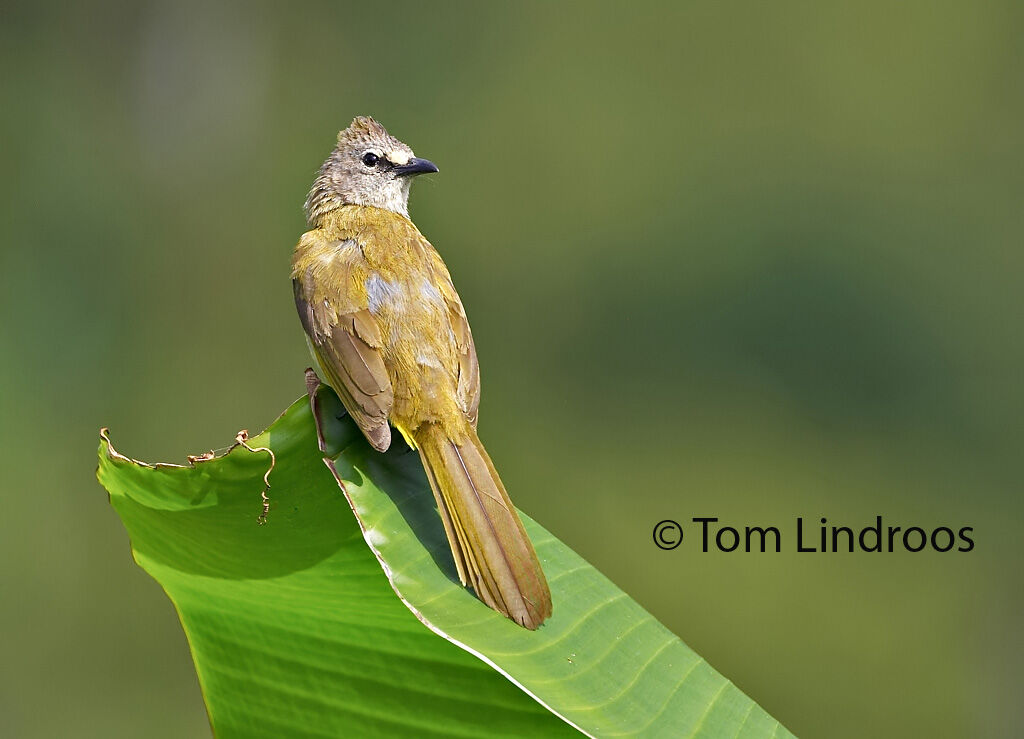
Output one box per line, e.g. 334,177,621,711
2,1,1021,737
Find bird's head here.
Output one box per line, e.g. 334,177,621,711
304,116,438,225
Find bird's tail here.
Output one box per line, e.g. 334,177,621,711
414,422,552,629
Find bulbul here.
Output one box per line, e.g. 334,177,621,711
292,117,552,629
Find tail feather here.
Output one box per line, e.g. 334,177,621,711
420,459,470,586
415,422,552,629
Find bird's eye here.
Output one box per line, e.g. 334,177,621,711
361,152,380,167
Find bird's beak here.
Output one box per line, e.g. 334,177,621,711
393,157,439,177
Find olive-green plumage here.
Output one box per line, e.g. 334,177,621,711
292,117,551,629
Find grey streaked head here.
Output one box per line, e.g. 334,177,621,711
304,116,438,225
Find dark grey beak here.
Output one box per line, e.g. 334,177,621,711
393,157,439,177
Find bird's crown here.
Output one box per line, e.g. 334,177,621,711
336,116,412,165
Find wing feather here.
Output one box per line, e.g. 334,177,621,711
425,248,481,427
292,235,394,452
449,303,480,427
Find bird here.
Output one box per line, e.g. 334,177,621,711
291,116,552,629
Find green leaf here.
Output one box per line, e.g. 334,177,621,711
97,392,793,738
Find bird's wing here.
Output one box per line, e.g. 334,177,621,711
449,297,480,428
427,248,481,427
293,236,394,451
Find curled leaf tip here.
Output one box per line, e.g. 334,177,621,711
234,428,276,525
